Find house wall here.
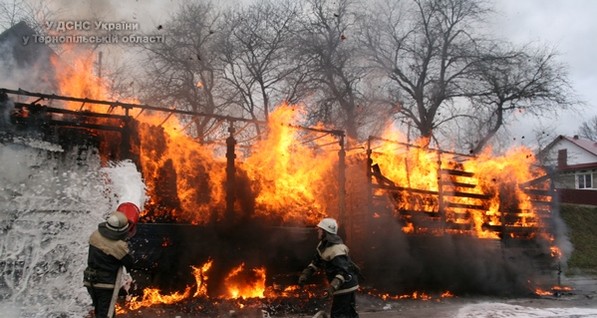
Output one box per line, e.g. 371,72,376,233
553,171,577,189
553,169,596,189
540,136,597,206
558,188,597,206
544,139,597,166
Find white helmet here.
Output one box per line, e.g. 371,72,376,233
106,211,129,232
317,218,338,234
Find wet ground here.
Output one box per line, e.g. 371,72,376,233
353,275,597,318
118,275,597,318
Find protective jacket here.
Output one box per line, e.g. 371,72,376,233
83,222,133,289
304,234,359,295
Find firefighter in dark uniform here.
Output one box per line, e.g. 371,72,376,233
298,218,360,318
83,211,134,318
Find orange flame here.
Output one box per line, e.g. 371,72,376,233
370,125,552,240
125,286,192,311
242,105,338,224
191,259,213,297
365,288,452,301
51,51,140,113
224,263,267,299
440,290,454,298
137,120,227,223
51,53,343,225
122,258,270,311
534,287,553,296
534,285,572,297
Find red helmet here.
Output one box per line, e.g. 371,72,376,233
116,202,140,237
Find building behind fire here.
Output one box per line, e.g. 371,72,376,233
538,135,597,206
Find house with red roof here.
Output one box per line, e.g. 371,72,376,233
537,135,597,206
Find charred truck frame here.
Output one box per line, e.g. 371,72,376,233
1,88,562,299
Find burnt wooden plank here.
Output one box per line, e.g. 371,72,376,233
446,202,486,210
440,169,475,177
372,184,439,196
439,180,477,188
442,191,491,200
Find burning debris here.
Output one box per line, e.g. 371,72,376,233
352,132,563,293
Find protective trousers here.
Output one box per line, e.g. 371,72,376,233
330,292,359,318
86,286,116,318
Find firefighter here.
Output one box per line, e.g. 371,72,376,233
83,211,134,318
298,217,360,318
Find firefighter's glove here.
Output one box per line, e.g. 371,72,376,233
122,270,133,293
298,274,308,287
298,268,312,287
324,277,341,298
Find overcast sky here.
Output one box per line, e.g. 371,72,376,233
491,0,597,145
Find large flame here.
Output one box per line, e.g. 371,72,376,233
50,51,557,240
137,120,227,223
51,53,340,225
465,146,543,235
369,125,552,240
241,105,339,224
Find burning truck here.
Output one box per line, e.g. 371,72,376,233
0,83,567,316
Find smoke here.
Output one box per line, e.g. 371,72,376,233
360,222,552,296
342,157,561,296
548,197,574,269
47,0,168,31
0,92,14,129
0,303,20,318
0,21,58,93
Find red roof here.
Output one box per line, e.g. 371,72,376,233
562,135,597,157
539,135,597,158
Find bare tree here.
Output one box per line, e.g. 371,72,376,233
359,0,492,146
0,0,24,29
465,45,577,153
218,0,303,128
295,0,367,140
358,0,578,151
0,0,60,33
139,1,228,143
0,0,41,29
126,0,580,150
577,115,597,141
